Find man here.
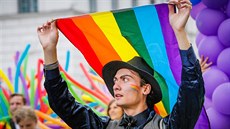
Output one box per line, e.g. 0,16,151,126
37,0,204,128
3,93,26,129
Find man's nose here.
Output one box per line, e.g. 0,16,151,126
113,82,121,91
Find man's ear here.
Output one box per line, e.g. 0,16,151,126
142,84,151,95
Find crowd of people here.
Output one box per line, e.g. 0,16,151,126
2,94,39,129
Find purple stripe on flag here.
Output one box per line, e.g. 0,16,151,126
155,4,182,85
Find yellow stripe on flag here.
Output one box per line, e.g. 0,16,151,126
91,12,139,62
155,101,168,117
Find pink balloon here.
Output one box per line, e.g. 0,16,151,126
212,82,230,115
198,36,224,64
191,2,206,20
217,48,230,76
196,8,226,35
203,67,229,99
207,107,230,129
218,19,230,47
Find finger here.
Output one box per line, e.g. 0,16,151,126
201,57,208,66
37,26,44,33
200,55,204,62
50,19,57,29
168,3,176,15
200,56,206,66
42,23,47,31
203,64,211,72
201,62,205,67
46,21,51,29
206,62,213,67
203,57,209,63
180,0,192,5
50,19,56,23
180,4,192,9
168,0,179,5
44,22,49,28
179,0,192,9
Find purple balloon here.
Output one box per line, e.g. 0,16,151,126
212,82,230,115
47,125,62,129
218,19,230,47
198,36,224,64
227,1,230,17
194,107,210,129
203,67,229,99
191,2,206,20
207,107,230,129
195,32,206,48
202,0,229,9
217,48,230,76
196,8,226,35
204,97,212,109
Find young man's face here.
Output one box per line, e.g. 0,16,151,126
9,96,25,115
113,68,148,108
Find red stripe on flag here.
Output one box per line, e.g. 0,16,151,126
56,18,103,76
71,15,121,66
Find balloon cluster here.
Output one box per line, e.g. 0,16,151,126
191,0,230,128
0,44,112,129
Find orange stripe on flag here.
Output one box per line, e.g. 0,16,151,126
71,15,121,66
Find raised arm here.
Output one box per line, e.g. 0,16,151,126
37,20,58,65
168,0,192,50
164,1,205,129
37,21,109,128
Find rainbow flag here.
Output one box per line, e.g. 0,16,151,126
57,3,180,117
56,4,210,128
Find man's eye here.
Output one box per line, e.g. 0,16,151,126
123,78,128,82
113,78,117,83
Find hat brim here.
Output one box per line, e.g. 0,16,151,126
102,60,162,104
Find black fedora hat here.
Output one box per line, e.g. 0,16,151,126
102,56,162,106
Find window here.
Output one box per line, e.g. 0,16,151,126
18,0,37,13
89,0,97,12
150,0,155,4
111,0,118,10
132,0,137,7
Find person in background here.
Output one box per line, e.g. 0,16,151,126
107,99,124,120
14,106,39,129
200,55,212,73
3,93,27,129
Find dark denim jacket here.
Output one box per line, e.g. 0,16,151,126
44,46,204,129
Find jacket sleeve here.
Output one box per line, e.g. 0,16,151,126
164,46,205,129
44,67,110,129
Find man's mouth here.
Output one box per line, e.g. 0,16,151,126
115,94,123,99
